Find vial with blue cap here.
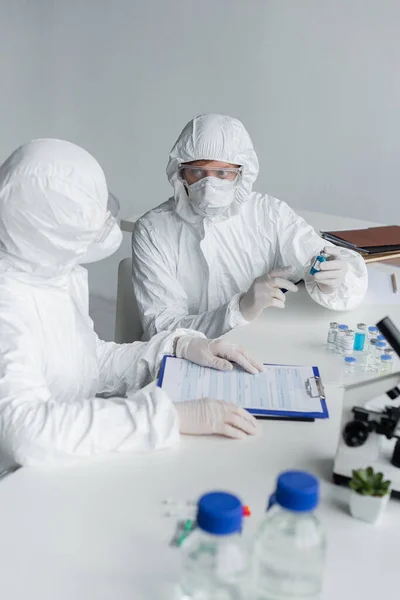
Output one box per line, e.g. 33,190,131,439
380,354,393,374
367,325,378,341
374,340,387,364
251,471,326,600
309,250,329,276
179,491,246,599
344,356,357,374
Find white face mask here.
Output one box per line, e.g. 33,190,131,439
187,177,236,218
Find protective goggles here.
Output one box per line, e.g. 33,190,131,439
107,192,120,219
95,192,120,243
178,165,242,185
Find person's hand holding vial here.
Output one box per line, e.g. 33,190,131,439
308,246,347,294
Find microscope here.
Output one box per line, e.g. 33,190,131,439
333,316,400,498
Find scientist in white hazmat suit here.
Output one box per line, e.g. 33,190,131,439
0,139,263,476
132,113,368,340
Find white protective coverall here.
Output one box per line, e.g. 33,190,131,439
132,113,368,340
0,139,191,473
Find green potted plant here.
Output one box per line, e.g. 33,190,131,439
349,466,391,524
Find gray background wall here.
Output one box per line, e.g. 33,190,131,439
1,0,399,339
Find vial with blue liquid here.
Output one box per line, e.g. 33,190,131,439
309,250,329,276
353,323,367,351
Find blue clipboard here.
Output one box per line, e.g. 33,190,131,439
158,354,172,389
245,365,328,420
157,357,328,421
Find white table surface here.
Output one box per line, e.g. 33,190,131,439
1,211,400,600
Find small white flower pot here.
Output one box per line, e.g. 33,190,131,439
349,490,390,524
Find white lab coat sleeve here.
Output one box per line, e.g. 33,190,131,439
0,322,180,467
273,199,368,310
95,328,206,394
131,221,248,340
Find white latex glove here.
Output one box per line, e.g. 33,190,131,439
175,398,259,439
239,267,298,321
175,336,264,375
310,246,347,293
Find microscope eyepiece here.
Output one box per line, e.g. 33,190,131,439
343,420,369,447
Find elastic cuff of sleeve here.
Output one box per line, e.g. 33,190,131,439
227,293,252,328
174,330,206,358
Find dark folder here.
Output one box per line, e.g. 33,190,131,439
321,225,400,255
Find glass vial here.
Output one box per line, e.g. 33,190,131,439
343,330,355,355
344,356,356,373
375,341,387,360
365,339,378,371
367,326,378,341
353,323,367,352
335,324,348,354
380,354,393,374
309,250,329,275
327,322,338,350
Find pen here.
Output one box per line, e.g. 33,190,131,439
391,273,398,294
281,280,303,294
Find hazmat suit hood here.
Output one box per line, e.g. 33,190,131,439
0,139,122,278
166,113,259,221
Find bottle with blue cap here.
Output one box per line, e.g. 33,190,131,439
367,326,378,350
251,471,326,600
179,491,246,599
380,353,393,374
344,355,357,375
374,340,387,366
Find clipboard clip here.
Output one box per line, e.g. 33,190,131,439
305,376,325,399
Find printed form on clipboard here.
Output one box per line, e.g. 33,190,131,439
158,358,328,420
